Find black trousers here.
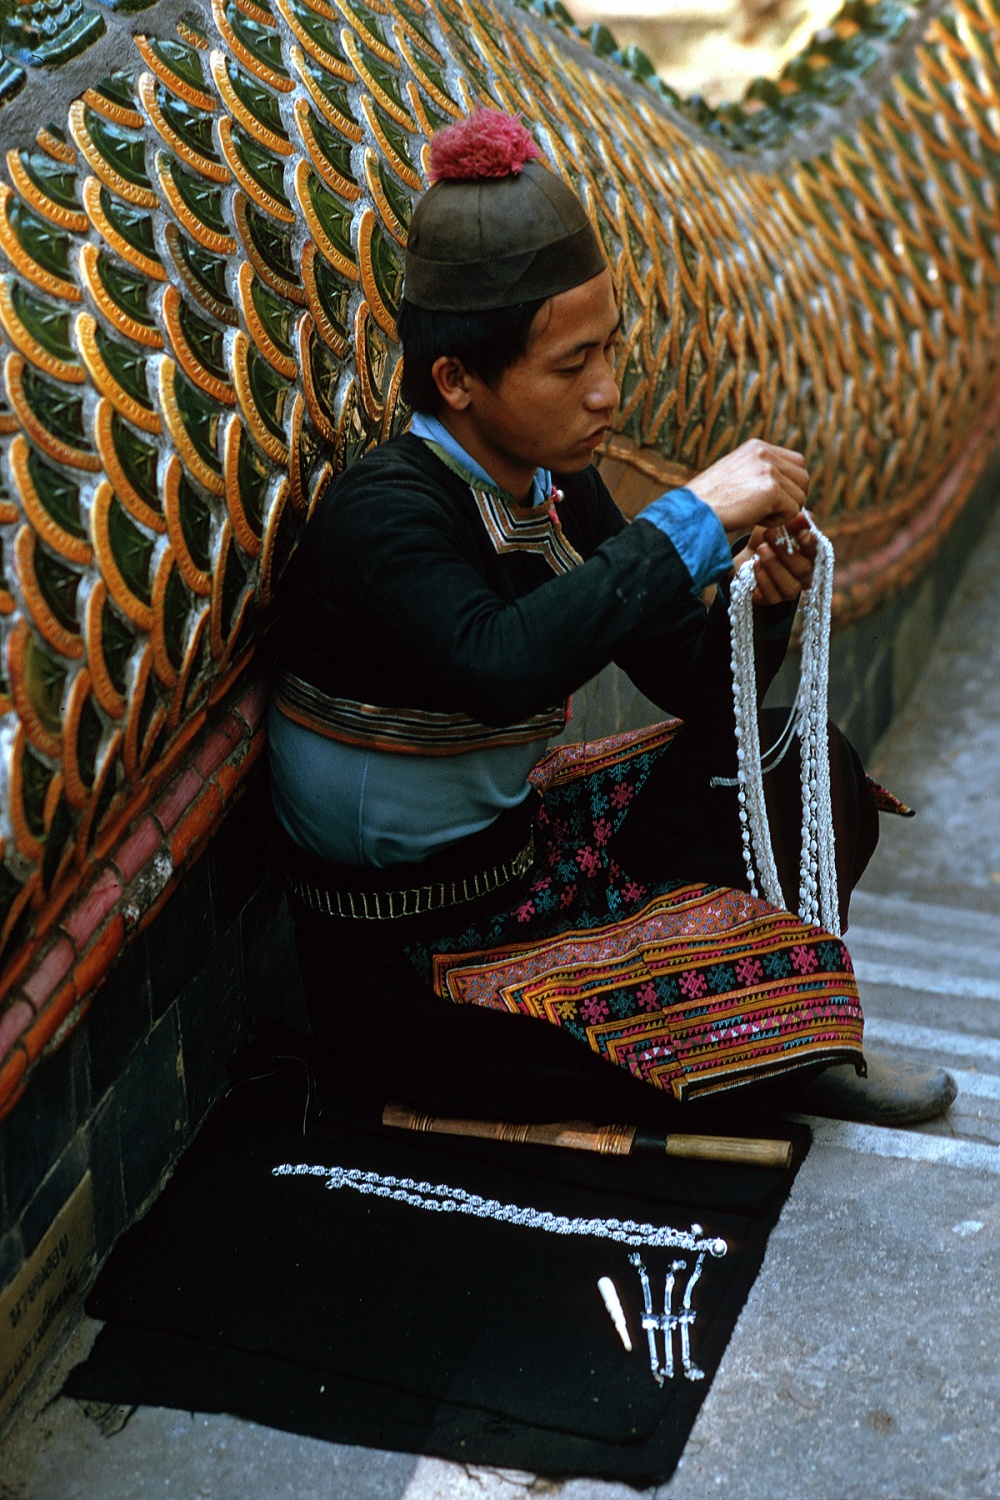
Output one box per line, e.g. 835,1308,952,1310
286,711,879,1129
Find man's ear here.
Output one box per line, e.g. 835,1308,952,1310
431,355,473,412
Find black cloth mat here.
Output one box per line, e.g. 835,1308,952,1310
66,1062,808,1487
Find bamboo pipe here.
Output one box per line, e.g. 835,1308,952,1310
382,1104,793,1169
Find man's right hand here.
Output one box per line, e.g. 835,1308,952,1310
687,439,809,537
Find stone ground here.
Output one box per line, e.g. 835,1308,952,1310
4,507,1000,1498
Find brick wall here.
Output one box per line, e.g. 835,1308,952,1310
0,769,303,1363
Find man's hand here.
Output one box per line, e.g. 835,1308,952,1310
733,513,818,606
688,439,809,536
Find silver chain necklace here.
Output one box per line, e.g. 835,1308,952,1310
727,519,840,935
272,1162,728,1255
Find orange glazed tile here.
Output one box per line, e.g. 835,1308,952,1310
23,981,76,1063
0,1043,28,1116
169,784,225,867
212,762,242,802
73,912,127,999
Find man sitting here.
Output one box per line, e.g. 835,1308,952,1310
269,110,954,1128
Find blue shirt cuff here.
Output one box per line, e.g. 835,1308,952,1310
634,487,732,594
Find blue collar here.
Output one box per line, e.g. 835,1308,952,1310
409,412,552,508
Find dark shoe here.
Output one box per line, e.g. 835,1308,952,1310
788,1051,957,1126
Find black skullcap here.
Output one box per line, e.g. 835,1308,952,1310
403,111,607,312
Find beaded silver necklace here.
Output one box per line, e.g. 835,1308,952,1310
727,519,840,936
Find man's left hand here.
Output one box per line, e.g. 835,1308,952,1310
732,513,818,607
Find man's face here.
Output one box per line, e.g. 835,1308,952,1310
463,269,621,477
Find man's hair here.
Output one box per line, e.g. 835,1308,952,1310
396,295,548,412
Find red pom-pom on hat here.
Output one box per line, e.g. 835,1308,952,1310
429,109,541,183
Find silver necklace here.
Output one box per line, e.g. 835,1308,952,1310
727,519,840,935
272,1162,728,1254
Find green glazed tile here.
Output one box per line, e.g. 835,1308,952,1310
173,368,223,474
135,670,159,748
100,594,134,694
225,60,289,142
307,320,343,427
231,123,292,209
95,322,151,407
160,153,230,238
224,1,289,81
111,412,161,514
83,107,152,192
235,428,269,537
467,0,504,49
26,445,86,539
357,44,408,112
361,311,388,401
339,0,392,58
266,495,295,586
393,0,443,57
285,0,353,73
145,35,209,92
309,110,357,190
161,562,189,671
21,365,90,448
336,380,368,470
368,216,402,319
90,70,139,109
98,187,161,264
41,793,73,888
15,150,81,213
2,0,106,70
299,54,357,123
371,102,419,180
107,492,154,604
89,743,123,831
174,232,236,313
21,739,54,837
0,59,25,105
7,198,73,279
74,689,102,789
158,87,221,164
219,534,248,631
177,9,209,46
23,629,66,735
176,296,229,382
242,200,301,287
406,42,450,102
250,275,296,360
307,171,355,262
176,467,211,569
182,625,210,712
411,93,452,135
245,340,289,441
33,544,81,633
9,279,78,365
373,154,411,232
96,252,157,329
0,863,26,931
